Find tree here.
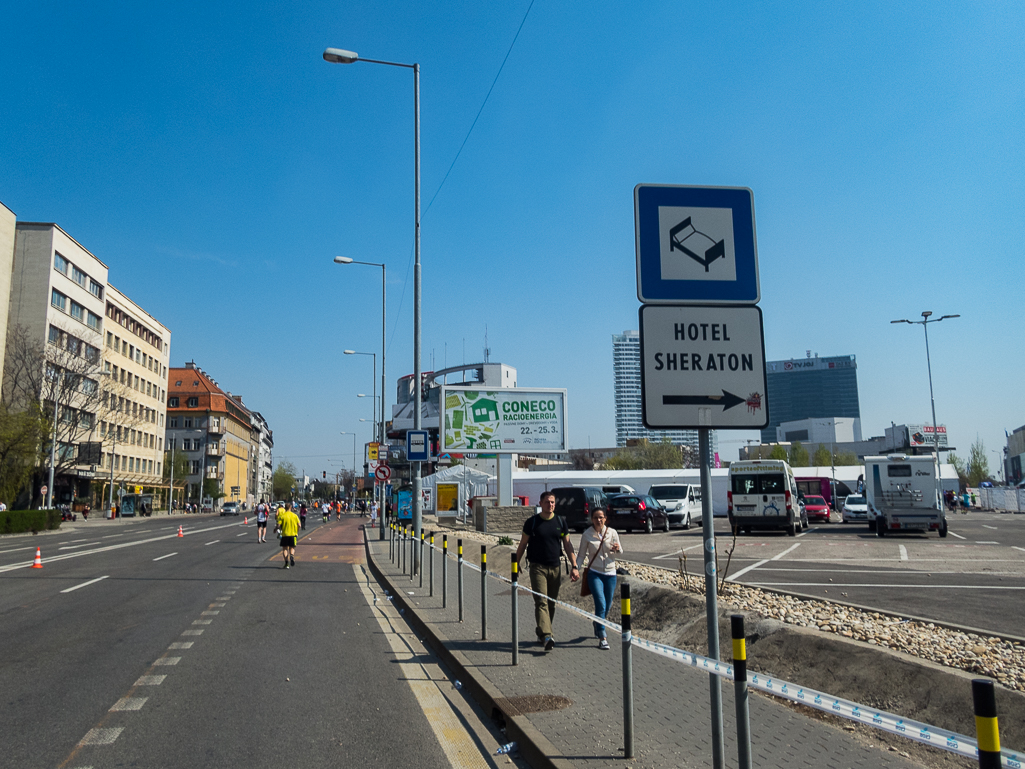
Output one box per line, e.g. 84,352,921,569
947,453,968,490
788,441,809,467
202,478,224,501
162,449,190,482
603,439,683,470
769,444,788,461
812,445,833,467
272,461,297,500
834,450,859,466
0,402,47,506
967,438,990,487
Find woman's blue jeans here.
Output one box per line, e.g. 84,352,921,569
587,570,618,639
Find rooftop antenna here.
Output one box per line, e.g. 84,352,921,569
483,326,491,364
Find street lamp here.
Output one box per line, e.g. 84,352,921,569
324,46,422,568
891,312,960,509
346,350,385,539
333,255,386,466
340,431,357,507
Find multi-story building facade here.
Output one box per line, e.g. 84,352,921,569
612,330,700,449
99,285,171,501
761,353,861,443
0,202,17,382
251,410,273,502
165,362,253,508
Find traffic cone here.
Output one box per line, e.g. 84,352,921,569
177,525,184,538
31,547,42,568
244,516,248,525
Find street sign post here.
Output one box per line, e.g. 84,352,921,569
635,185,759,305
375,464,392,482
406,430,430,462
640,304,767,429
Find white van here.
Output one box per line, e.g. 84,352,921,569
648,483,702,529
728,460,805,536
864,455,947,537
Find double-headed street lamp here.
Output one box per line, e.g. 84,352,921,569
324,46,423,566
891,311,960,508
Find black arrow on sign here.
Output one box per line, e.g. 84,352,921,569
662,391,745,411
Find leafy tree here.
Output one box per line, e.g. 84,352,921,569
203,478,224,501
0,402,46,506
604,439,683,470
947,453,968,490
162,449,190,481
812,445,833,467
788,441,809,467
272,461,297,500
967,438,990,487
834,450,859,466
769,444,788,461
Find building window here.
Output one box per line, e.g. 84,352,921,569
82,378,98,394
51,289,67,311
87,311,101,331
48,325,60,345
54,253,69,274
187,397,198,408
84,345,99,364
168,397,179,408
191,461,201,474
106,331,113,347
183,418,192,428
89,279,103,299
169,418,178,428
70,301,84,322
71,265,88,287
175,380,182,387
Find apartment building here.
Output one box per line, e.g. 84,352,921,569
165,362,253,507
0,202,16,382
251,410,273,502
99,285,171,499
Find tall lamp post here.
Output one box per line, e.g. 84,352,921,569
891,312,960,509
324,46,422,568
340,431,357,507
345,349,385,538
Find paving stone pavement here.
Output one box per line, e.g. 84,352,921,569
370,536,931,769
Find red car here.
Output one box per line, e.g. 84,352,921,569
803,495,831,523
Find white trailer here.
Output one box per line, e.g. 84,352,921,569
864,454,947,537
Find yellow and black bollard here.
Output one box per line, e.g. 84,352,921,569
972,678,1000,769
429,531,435,597
442,535,448,608
480,545,488,640
457,538,464,622
621,582,634,759
511,554,519,666
731,615,752,769
419,531,425,587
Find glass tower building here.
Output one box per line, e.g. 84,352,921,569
761,354,861,443
613,330,700,449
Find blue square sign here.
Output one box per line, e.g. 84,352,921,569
406,430,430,462
635,185,759,304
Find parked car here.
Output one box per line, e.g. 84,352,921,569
551,487,608,532
802,495,831,523
607,493,669,534
841,494,869,524
221,502,240,516
648,483,702,529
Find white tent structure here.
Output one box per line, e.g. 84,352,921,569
422,465,495,518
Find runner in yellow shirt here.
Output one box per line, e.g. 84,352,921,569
277,503,301,569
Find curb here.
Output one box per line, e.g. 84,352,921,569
363,532,575,769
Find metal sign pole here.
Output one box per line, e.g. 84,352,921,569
700,428,725,769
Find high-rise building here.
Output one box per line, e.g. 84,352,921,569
761,354,861,443
613,330,698,449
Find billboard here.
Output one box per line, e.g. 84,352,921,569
440,386,567,453
909,424,948,447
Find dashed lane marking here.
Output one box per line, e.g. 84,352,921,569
739,581,1025,590
168,642,193,649
652,544,704,559
152,657,181,666
730,558,770,580
1014,547,1025,554
192,619,212,625
181,629,203,636
771,543,802,561
153,552,177,561
61,576,109,594
109,697,147,711
949,531,966,539
983,525,998,530
134,676,165,685
976,541,999,545
78,728,123,745
204,540,220,546
59,542,101,550
201,610,219,615
899,545,908,561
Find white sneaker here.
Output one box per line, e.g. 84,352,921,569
598,638,610,650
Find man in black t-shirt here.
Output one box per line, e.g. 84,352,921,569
514,491,579,651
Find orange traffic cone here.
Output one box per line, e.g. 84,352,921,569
243,516,248,525
177,525,184,537
31,547,43,568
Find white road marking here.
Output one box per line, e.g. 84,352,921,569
976,541,999,545
948,531,966,539
797,527,816,537
771,543,802,561
899,545,908,561
0,545,34,555
79,727,123,745
1013,547,1025,554
730,558,770,580
983,525,998,530
236,532,248,537
653,544,703,560
58,542,102,550
204,540,220,546
110,697,147,711
215,596,231,601
135,675,166,685
743,582,1025,590
153,552,177,561
168,642,193,649
101,534,124,539
181,629,203,636
201,610,219,615
153,657,181,666
192,619,212,625
61,576,109,594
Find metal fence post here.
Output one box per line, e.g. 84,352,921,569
621,582,634,759
511,554,519,666
457,538,464,623
481,545,488,641
401,526,407,574
419,532,425,588
429,531,435,597
731,615,752,769
442,535,448,609
389,523,394,562
409,526,415,581
972,679,1001,769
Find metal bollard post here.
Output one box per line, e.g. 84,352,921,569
409,526,415,580
457,538,464,623
419,532,425,588
389,523,394,561
621,582,634,759
972,679,1001,769
442,535,448,609
511,554,519,666
429,532,435,597
402,527,407,574
731,615,753,769
481,545,488,641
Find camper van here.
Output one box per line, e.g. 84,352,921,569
728,460,805,536
864,455,947,537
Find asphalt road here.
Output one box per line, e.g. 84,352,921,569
0,515,502,769
613,510,1025,639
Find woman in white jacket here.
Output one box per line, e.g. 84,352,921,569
577,508,623,650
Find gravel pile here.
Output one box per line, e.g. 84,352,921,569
622,560,1025,693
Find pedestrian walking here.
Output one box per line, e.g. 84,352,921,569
255,498,270,542
299,503,307,530
277,504,300,569
514,490,579,651
577,508,622,650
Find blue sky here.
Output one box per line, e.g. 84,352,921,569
1,1,1022,476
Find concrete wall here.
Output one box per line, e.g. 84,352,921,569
476,505,534,534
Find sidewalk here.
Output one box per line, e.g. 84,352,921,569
366,536,927,769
